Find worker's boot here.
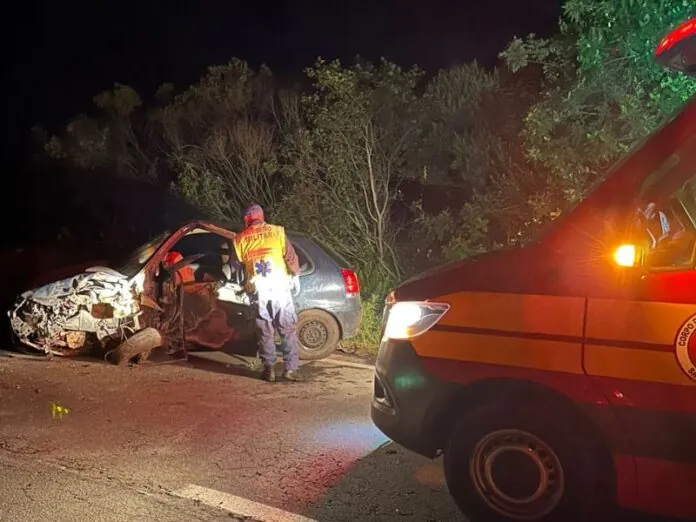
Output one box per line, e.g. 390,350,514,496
261,365,276,382
282,370,305,382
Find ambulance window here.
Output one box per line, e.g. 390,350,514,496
636,172,696,270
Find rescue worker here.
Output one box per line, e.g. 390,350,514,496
220,241,240,281
641,202,671,247
162,251,195,285
233,204,304,382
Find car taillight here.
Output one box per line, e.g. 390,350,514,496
340,268,360,296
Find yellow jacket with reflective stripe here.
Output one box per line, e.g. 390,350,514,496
233,223,290,285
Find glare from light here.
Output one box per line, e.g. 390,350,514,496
383,301,450,340
131,272,146,293
384,302,423,339
613,244,636,267
394,373,426,391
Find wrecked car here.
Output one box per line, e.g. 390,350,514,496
7,220,362,363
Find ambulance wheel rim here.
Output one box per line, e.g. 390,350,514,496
299,320,328,350
469,428,564,520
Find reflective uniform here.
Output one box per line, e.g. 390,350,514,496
233,223,301,371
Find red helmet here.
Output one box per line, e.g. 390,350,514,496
163,251,183,267
242,204,265,226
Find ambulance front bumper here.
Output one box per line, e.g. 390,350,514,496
370,338,453,458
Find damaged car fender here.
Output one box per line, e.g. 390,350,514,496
8,267,143,356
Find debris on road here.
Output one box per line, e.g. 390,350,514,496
51,403,70,419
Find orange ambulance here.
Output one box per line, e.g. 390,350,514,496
371,17,696,522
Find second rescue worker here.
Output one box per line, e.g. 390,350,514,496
233,204,304,382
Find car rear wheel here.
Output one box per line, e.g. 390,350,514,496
297,309,340,361
443,400,614,522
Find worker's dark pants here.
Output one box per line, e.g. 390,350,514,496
253,285,300,372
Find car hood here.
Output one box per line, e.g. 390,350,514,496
394,245,547,302
20,268,137,316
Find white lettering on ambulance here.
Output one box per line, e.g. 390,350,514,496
675,315,696,382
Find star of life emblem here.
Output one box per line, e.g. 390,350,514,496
255,259,272,278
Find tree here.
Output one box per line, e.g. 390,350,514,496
406,62,553,268
502,0,695,200
45,84,158,180
279,58,422,291
413,62,514,188
157,59,286,222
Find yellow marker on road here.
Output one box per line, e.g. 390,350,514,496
51,403,70,419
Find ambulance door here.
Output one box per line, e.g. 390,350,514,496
583,138,696,518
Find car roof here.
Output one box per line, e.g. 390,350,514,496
169,220,353,268
171,219,305,238
194,219,310,240
168,220,317,252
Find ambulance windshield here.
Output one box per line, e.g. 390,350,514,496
633,160,696,269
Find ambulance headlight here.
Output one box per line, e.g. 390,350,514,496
383,301,450,340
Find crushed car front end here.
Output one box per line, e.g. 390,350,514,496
8,267,143,357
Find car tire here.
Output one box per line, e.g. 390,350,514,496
111,328,163,365
443,399,614,522
297,309,340,361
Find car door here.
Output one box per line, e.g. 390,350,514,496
177,232,256,354
140,225,252,353
582,139,696,519
215,270,257,356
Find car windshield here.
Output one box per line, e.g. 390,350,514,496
522,175,608,247
113,231,171,278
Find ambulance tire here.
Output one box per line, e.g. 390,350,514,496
444,400,613,522
296,310,340,361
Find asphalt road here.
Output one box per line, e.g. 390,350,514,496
0,350,465,522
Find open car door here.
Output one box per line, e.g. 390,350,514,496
139,221,257,359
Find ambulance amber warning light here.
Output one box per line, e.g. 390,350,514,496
613,244,637,268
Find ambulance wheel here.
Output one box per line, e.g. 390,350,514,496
443,400,613,522
297,310,340,361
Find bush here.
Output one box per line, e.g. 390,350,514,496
341,293,384,355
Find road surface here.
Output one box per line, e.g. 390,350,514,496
0,350,465,522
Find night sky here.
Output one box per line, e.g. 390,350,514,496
8,0,562,161
1,0,564,248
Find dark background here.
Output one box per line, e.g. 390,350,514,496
3,0,563,250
